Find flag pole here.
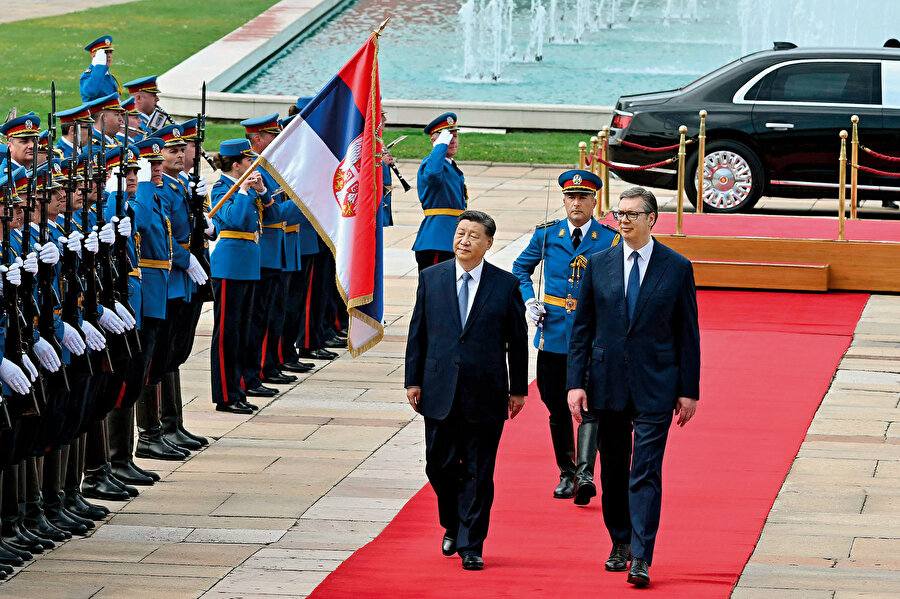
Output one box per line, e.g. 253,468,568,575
207,155,264,218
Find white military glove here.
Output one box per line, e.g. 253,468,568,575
80,321,106,351
21,354,38,382
525,298,546,326
190,176,208,197
186,254,208,285
60,230,83,254
433,130,453,147
114,215,132,238
114,301,136,330
0,358,30,395
204,214,215,236
23,252,39,275
34,337,61,373
35,242,61,265
98,305,126,334
1,259,22,286
62,322,87,355
91,49,107,66
85,228,99,253
99,221,115,244
137,158,153,183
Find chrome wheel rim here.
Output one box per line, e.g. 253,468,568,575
696,150,753,210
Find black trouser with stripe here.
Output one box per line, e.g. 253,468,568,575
243,268,280,390
279,269,305,365
211,278,255,405
261,270,289,378
415,250,455,273
297,252,327,351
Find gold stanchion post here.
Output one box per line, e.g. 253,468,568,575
578,141,587,169
602,126,611,215
850,115,859,220
696,110,707,214
676,125,687,235
838,130,848,241
597,130,608,217
589,136,599,177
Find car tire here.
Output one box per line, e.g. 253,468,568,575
686,140,764,213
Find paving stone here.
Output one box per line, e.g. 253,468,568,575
754,531,854,559
274,519,386,550
40,539,160,563
109,513,295,531
185,528,287,544
732,589,835,599
88,524,193,543
849,538,900,561
211,492,320,518
143,542,261,567
204,568,329,596
241,548,352,571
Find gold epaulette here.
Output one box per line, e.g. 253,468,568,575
535,219,560,230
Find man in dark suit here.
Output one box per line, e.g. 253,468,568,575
567,187,701,587
405,210,529,571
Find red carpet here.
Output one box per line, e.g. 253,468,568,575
308,290,868,598
631,212,900,242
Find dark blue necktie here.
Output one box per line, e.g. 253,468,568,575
458,271,472,327
626,251,641,323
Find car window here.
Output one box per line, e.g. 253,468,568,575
755,62,880,104
883,61,900,107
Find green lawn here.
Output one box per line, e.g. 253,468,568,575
2,0,586,165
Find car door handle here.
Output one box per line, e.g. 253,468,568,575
765,122,794,130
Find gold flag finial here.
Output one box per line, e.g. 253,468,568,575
375,17,391,36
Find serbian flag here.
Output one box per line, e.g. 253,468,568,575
259,27,385,357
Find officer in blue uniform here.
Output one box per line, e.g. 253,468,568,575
413,112,467,271
118,98,145,144
380,108,394,227
122,76,160,135
79,36,123,103
54,105,93,160
240,113,303,393
209,139,266,413
512,169,619,503
84,94,125,149
1,113,42,170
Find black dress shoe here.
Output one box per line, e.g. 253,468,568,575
262,372,298,385
281,360,314,373
161,436,191,457
297,348,337,360
0,562,11,574
135,436,188,461
82,469,132,500
0,538,32,561
1,522,44,554
23,511,71,542
107,471,140,497
163,428,202,450
573,480,597,506
216,402,253,414
0,543,25,567
245,384,278,397
461,555,484,571
442,534,456,556
553,475,575,499
324,336,347,349
67,490,110,516
110,460,156,487
15,519,54,550
627,557,650,587
180,425,208,446
605,543,631,572
45,503,89,536
334,328,348,339
243,401,259,411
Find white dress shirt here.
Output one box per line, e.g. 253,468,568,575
566,219,590,243
623,237,654,292
455,259,484,321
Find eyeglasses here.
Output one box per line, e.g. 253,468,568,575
612,210,651,221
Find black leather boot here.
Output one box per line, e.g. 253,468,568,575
14,461,55,549
136,384,187,461
43,450,89,535
548,419,576,499
161,371,202,450
174,369,208,446
84,418,133,500
574,421,599,506
23,457,71,542
64,440,110,518
108,405,155,486
0,469,43,555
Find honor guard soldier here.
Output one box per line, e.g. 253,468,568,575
413,112,467,271
80,36,123,103
54,105,94,160
1,113,42,169
36,131,56,165
123,76,161,135
208,139,267,413
118,98,146,143
240,113,303,394
85,94,125,149
512,169,619,504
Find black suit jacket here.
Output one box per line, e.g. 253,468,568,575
405,259,529,423
566,239,700,413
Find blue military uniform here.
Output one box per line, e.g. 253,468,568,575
85,94,126,149
55,105,94,160
80,36,122,102
413,112,466,270
511,169,619,504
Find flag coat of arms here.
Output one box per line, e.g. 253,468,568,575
259,29,385,356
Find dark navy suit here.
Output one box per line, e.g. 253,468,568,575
405,259,528,556
566,238,700,564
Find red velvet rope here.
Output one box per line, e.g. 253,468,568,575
860,144,900,163
617,138,695,152
854,163,900,177
594,156,678,171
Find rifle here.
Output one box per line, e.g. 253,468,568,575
60,124,92,376
81,131,114,371
3,156,40,417
21,138,48,410
385,135,412,192
150,104,215,168
189,82,211,300
38,85,69,390
112,115,140,351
